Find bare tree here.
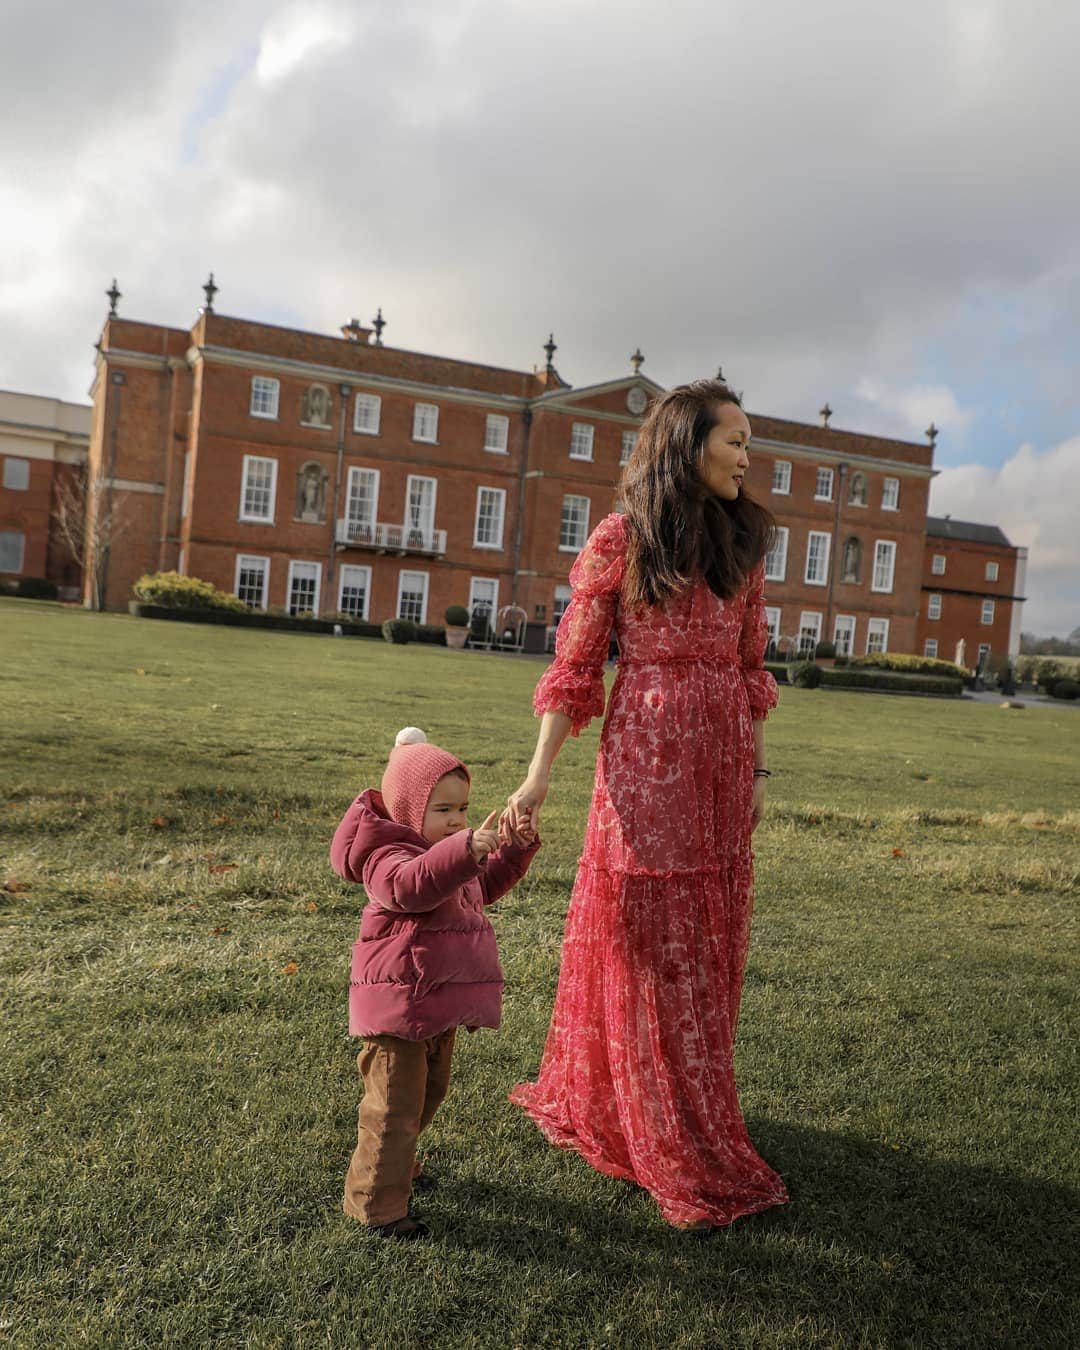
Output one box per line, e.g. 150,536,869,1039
52,465,130,610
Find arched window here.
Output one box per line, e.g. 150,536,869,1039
841,536,862,583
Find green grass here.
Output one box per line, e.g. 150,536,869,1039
2,597,1078,1349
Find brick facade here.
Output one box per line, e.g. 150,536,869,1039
916,519,1027,665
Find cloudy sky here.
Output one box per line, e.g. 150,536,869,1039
2,0,1077,633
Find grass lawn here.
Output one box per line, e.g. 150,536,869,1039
2,597,1078,1348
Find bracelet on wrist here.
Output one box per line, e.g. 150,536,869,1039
753,768,771,778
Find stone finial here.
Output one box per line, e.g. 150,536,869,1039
543,332,557,371
819,402,833,428
630,347,645,375
926,421,939,447
202,273,218,313
106,278,121,318
371,307,386,346
717,365,726,383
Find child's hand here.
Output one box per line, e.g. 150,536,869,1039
498,810,531,849
468,810,501,862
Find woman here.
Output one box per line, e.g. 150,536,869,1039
507,378,788,1230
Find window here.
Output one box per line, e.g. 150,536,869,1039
882,477,900,511
353,393,381,435
927,593,942,621
815,467,834,501
345,467,379,540
771,460,792,495
569,423,594,461
180,453,192,519
620,431,636,466
872,539,897,593
397,569,428,624
932,553,946,575
484,414,509,453
977,642,991,665
764,526,789,581
474,487,506,549
553,584,573,624
981,599,995,625
234,554,269,609
866,618,890,654
239,455,277,522
250,376,279,419
798,611,822,656
560,495,590,551
764,606,781,655
924,638,938,658
468,577,499,623
805,530,832,586
0,530,26,573
404,475,437,547
833,614,856,657
848,471,867,506
287,560,321,616
986,561,999,581
412,402,439,443
3,457,29,490
338,564,371,619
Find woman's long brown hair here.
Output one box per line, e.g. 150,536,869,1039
621,379,777,609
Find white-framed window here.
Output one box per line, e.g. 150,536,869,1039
468,577,499,622
927,593,942,620
345,466,379,539
338,563,371,619
986,561,999,581
180,453,192,519
872,539,897,593
764,606,781,652
412,402,439,443
404,475,437,544
397,569,429,624
484,414,509,453
0,530,26,573
287,560,321,616
771,460,792,495
981,599,995,625
805,530,832,586
553,585,573,626
932,553,946,575
765,526,789,582
234,554,269,609
798,611,822,656
239,455,277,523
882,477,900,511
474,486,506,549
560,495,590,551
833,614,856,657
866,618,890,654
2,457,30,490
815,467,834,501
620,431,636,466
924,638,938,658
353,393,381,435
250,376,279,419
569,423,594,461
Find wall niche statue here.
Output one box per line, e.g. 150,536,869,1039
301,383,333,428
848,471,868,506
841,536,862,583
296,462,329,523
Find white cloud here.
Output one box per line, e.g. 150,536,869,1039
855,378,975,443
931,437,1080,635
255,2,355,84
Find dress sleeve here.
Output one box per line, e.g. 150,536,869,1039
533,513,626,737
739,562,780,721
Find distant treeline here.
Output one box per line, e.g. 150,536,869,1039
1020,631,1080,656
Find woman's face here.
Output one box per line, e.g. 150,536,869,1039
699,402,752,500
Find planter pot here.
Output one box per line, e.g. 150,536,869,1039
816,658,836,668
445,626,468,650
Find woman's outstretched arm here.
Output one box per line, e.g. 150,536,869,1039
507,710,572,837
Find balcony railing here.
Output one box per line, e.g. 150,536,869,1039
335,520,447,557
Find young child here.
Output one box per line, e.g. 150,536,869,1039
330,727,540,1241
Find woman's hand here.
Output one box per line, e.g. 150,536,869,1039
751,777,766,832
507,773,549,841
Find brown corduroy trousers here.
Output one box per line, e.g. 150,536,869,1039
343,1029,457,1226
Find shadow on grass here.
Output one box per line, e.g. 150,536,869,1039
431,1120,1075,1344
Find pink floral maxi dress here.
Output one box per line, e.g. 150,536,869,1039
510,513,788,1227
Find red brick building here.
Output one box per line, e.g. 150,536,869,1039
916,517,1028,667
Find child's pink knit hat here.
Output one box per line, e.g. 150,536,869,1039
380,727,469,837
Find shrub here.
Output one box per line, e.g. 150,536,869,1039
382,618,417,645
132,571,247,613
834,654,849,667
1036,660,1063,694
415,624,447,646
819,667,963,696
14,577,59,600
848,652,967,679
814,640,837,659
1052,678,1080,701
444,604,470,627
764,661,790,684
789,660,823,689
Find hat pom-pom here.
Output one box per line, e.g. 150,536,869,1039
394,726,427,747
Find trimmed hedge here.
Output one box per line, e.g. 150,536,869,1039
382,619,418,645
129,602,382,638
790,660,823,688
1051,678,1080,701
820,667,962,696
132,571,248,613
846,652,968,679
764,661,790,684
14,576,59,600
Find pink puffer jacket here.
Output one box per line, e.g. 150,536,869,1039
330,789,540,1040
